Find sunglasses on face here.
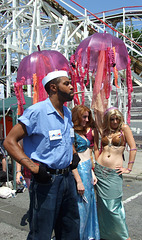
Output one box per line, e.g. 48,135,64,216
110,117,120,122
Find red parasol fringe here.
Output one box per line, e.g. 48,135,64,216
85,47,90,87
14,79,26,115
126,55,133,124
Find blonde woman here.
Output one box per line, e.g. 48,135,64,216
94,107,137,240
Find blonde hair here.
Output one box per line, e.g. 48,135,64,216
102,108,124,134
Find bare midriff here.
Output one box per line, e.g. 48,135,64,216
97,145,125,169
78,148,91,163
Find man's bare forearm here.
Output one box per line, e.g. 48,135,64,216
3,123,39,174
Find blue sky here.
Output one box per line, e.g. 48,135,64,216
58,0,142,14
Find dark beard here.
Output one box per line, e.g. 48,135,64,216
57,88,74,102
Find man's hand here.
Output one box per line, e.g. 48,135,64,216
70,153,81,170
33,164,52,184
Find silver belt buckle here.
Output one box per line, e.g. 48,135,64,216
55,167,69,175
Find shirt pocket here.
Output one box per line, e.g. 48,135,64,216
49,138,63,148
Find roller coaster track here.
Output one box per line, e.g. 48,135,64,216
0,0,142,96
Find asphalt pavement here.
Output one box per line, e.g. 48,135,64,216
0,150,141,240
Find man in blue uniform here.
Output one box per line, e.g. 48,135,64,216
4,70,80,240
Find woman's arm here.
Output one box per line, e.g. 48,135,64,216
72,168,85,196
116,124,137,175
91,169,98,185
93,128,100,160
123,124,137,172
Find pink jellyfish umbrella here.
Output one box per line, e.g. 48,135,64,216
74,32,128,72
15,49,70,114
71,32,132,124
17,49,70,85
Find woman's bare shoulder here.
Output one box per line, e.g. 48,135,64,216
121,123,130,131
121,124,133,138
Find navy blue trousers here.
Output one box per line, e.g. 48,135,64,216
27,171,80,240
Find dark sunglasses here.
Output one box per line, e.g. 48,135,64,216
110,117,120,122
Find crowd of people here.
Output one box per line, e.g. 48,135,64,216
0,139,13,185
2,67,137,240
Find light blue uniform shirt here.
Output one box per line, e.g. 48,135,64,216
18,98,74,169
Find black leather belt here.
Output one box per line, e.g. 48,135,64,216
46,166,70,175
34,160,70,175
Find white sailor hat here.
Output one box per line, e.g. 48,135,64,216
42,70,68,87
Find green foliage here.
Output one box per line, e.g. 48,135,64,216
117,24,142,56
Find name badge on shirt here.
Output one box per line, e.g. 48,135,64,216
70,128,74,137
49,129,62,141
